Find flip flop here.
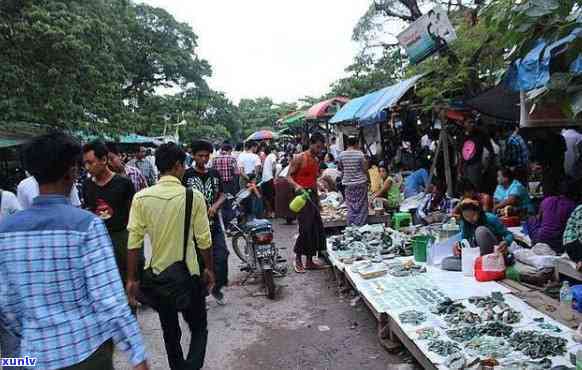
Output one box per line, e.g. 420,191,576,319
294,261,306,273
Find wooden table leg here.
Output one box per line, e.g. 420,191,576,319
378,312,402,352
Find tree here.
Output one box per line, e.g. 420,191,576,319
122,4,212,104
482,0,582,117
329,0,504,106
0,0,128,128
329,49,402,98
238,97,279,138
197,91,242,143
0,0,212,133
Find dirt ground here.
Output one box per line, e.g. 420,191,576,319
114,222,410,370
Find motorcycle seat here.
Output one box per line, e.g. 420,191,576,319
242,218,272,232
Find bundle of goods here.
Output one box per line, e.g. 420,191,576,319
386,259,427,277
320,193,348,223
468,293,522,324
510,331,567,359
328,225,412,262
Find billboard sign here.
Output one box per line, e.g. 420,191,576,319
397,7,457,64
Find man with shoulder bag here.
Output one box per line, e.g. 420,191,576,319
126,143,214,370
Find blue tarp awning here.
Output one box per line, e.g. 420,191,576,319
358,75,425,127
329,94,378,124
329,75,424,126
505,28,581,92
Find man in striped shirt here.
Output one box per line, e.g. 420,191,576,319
0,133,148,370
106,142,148,193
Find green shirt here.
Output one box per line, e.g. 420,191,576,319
385,176,402,208
564,205,582,246
128,176,212,276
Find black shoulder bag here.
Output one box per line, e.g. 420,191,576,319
139,188,195,311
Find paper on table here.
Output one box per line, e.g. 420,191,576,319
423,268,510,300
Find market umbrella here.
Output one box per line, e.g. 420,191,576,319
305,97,349,120
246,130,277,141
277,111,305,128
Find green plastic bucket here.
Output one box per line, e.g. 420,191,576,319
412,235,431,263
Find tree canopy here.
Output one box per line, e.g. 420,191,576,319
1,0,579,142
325,0,581,117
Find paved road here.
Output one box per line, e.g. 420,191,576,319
115,222,407,370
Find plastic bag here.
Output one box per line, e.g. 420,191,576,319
462,247,480,277
474,253,506,282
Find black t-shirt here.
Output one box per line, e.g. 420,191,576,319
182,168,224,219
83,174,135,232
531,132,567,167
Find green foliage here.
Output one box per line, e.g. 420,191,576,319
409,20,505,106
483,0,581,57
482,0,582,116
331,0,498,106
329,50,402,98
238,97,280,138
197,91,242,142
0,0,213,134
0,0,128,128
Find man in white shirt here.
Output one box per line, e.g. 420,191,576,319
17,175,81,209
329,137,340,160
237,141,261,189
261,146,278,218
0,189,21,222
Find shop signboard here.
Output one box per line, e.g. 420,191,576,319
397,7,456,64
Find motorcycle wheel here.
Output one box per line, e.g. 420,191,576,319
264,269,276,300
231,233,249,263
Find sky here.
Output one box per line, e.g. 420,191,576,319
142,0,372,104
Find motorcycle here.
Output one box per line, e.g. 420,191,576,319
225,188,287,299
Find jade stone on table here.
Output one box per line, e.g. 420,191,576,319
476,321,513,338
399,310,427,325
427,340,461,357
510,331,567,359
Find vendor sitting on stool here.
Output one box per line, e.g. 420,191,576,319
564,205,582,271
416,180,456,225
454,199,514,256
371,161,402,210
493,167,534,218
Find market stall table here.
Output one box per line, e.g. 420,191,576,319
323,213,391,230
326,225,582,369
554,258,582,284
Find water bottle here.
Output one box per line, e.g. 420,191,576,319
289,190,309,213
560,281,575,321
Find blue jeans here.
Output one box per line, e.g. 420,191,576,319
0,325,22,369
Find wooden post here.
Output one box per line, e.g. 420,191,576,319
427,130,442,188
379,117,386,161
442,129,453,196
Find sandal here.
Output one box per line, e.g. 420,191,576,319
294,261,306,273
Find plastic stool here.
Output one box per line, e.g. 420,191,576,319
393,212,412,230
